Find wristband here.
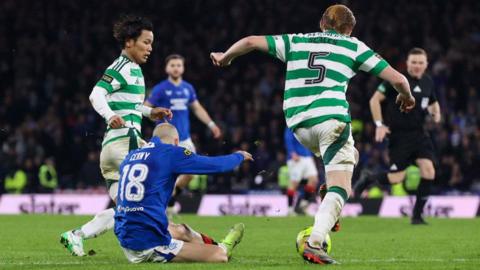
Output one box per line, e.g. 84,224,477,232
374,121,383,127
207,121,216,128
135,104,153,117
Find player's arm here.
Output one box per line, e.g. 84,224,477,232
369,88,390,143
142,86,173,121
428,101,441,123
137,103,172,122
172,149,253,175
210,35,269,66
189,100,221,139
355,43,414,112
89,86,125,129
377,66,414,112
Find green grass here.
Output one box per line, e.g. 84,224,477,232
0,215,479,270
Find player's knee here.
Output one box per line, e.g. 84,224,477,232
388,171,406,184
169,224,190,241
97,208,115,219
420,168,435,180
417,159,435,179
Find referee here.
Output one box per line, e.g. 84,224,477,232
354,48,441,225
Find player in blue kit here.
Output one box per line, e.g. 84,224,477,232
145,54,222,215
114,123,252,263
284,128,319,215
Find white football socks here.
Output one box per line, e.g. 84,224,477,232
79,208,115,239
308,192,345,247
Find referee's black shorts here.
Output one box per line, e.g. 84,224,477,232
387,131,436,173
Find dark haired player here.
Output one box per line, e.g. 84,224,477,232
59,15,174,256
145,54,222,217
354,48,441,225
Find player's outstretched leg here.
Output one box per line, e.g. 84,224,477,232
168,223,218,245
60,231,85,256
219,223,245,258
172,242,228,263
171,223,245,263
60,208,115,256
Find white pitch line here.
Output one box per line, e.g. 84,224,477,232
0,258,478,266
342,258,478,263
232,257,479,264
0,261,115,266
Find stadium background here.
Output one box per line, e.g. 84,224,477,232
1,0,479,196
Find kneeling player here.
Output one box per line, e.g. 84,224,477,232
114,123,252,263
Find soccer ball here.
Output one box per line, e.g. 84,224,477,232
295,226,332,256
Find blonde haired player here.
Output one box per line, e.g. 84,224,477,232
211,4,415,264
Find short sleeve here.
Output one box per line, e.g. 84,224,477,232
188,85,197,104
355,41,389,76
377,81,395,96
265,34,291,62
95,69,124,93
377,82,387,94
429,88,438,104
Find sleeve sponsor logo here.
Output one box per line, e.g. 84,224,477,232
101,74,113,83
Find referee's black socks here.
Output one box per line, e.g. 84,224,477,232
413,178,433,219
354,171,391,197
372,172,391,186
168,186,184,207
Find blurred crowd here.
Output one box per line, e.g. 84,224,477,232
1,0,479,195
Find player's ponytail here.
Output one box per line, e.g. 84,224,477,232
320,4,356,35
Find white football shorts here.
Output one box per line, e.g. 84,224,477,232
293,119,356,173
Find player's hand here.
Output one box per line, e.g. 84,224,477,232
375,125,390,142
151,107,173,121
291,152,300,162
210,125,222,139
210,52,231,67
108,115,125,129
396,93,415,113
236,151,254,161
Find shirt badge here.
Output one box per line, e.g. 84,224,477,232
184,149,192,156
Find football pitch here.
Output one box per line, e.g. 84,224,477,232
0,215,479,270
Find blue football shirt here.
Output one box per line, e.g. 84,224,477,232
147,80,197,141
114,137,244,251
